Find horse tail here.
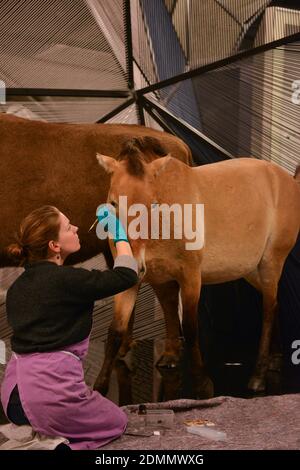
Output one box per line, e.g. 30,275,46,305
294,165,300,238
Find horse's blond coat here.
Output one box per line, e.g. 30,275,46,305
97,154,300,397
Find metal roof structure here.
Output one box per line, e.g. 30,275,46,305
0,1,300,168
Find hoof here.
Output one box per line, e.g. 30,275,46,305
248,376,266,393
119,340,137,358
268,353,283,373
156,354,180,370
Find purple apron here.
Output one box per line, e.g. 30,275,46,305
0,337,127,450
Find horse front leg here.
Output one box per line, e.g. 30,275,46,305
151,281,183,400
180,273,214,399
152,281,183,370
93,284,139,395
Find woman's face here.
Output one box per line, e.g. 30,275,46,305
57,212,80,257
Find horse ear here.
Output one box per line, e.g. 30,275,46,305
151,154,173,178
96,153,117,174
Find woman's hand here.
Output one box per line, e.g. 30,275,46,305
96,204,128,245
96,204,135,258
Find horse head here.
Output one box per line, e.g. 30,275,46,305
96,137,177,261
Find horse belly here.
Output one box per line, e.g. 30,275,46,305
140,241,194,284
143,257,180,284
201,222,269,284
201,251,262,284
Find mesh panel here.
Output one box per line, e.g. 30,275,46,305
106,103,138,124
146,39,300,173
131,0,159,87
0,97,129,123
0,0,127,90
144,110,164,131
134,1,300,86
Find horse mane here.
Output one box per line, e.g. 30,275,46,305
118,137,168,177
294,165,300,182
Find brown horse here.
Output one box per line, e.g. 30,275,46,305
96,150,300,398
0,113,191,267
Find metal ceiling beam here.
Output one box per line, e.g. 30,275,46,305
142,96,233,159
6,88,131,98
136,94,145,125
124,0,143,124
96,97,134,123
124,0,134,90
137,31,300,95
143,103,177,135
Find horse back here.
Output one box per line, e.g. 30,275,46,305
185,158,300,282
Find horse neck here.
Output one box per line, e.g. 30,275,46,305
154,161,195,202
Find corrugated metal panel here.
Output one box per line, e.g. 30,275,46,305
255,6,300,46
0,0,127,90
134,1,290,86
131,0,159,88
0,0,129,123
106,103,138,124
144,110,164,131
0,97,129,123
147,38,300,174
131,339,154,404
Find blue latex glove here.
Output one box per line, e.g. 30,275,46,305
96,204,128,244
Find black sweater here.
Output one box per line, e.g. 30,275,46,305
6,256,138,353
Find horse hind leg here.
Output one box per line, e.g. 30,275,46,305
244,269,261,292
247,249,287,393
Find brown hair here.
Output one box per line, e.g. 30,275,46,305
5,205,61,266
118,137,168,177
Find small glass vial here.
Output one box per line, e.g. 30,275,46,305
186,425,227,441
